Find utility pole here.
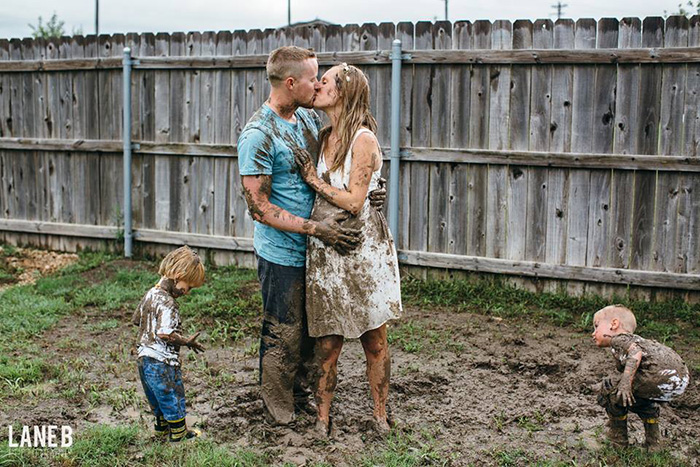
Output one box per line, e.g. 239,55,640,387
444,0,449,21
551,1,568,20
287,0,291,26
95,0,99,35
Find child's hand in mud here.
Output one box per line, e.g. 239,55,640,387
314,212,363,254
616,381,635,407
369,177,387,210
186,331,205,354
292,146,317,182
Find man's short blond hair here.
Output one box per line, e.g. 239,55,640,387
266,46,316,87
594,305,637,333
158,245,205,287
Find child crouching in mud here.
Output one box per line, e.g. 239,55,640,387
132,245,206,442
591,305,690,449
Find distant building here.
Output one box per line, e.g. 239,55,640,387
286,19,337,28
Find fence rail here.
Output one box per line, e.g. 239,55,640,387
4,46,700,72
1,16,700,295
3,137,700,171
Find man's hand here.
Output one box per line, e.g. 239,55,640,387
292,146,317,183
314,212,363,254
616,380,635,407
186,331,205,354
368,177,387,210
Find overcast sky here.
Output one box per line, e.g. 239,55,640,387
0,0,691,40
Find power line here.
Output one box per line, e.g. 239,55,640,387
551,1,568,19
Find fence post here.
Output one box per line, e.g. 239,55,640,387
388,39,402,238
122,47,133,258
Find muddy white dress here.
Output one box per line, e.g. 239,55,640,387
306,128,402,338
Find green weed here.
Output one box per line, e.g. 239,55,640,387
359,429,453,466
67,424,139,467
401,278,700,344
387,321,425,353
142,438,270,466
493,448,533,467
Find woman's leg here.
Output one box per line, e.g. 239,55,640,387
360,324,390,428
316,335,344,428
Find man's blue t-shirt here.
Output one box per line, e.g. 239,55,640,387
237,104,321,267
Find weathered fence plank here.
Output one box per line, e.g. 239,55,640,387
526,19,553,263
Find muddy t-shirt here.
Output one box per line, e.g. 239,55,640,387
134,282,182,367
237,104,321,267
610,333,690,401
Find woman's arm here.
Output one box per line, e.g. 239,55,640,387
294,132,380,215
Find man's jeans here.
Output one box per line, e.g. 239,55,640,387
257,255,315,424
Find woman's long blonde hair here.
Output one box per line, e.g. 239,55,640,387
320,64,378,173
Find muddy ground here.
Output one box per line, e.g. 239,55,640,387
1,259,699,466
0,246,78,289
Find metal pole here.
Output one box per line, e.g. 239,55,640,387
388,39,402,238
287,0,291,26
122,47,133,258
95,0,99,35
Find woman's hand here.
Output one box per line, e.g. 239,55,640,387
292,146,317,183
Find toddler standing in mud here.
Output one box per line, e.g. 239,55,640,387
132,245,206,442
591,305,690,449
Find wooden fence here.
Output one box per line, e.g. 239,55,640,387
1,17,699,296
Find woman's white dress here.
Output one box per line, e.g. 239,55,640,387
306,128,402,338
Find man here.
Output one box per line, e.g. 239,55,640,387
237,46,364,425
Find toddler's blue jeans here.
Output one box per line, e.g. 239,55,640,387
138,356,187,423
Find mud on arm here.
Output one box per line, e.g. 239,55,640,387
157,331,205,353
293,133,378,215
616,343,642,406
241,174,362,252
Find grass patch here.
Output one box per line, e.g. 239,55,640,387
401,277,700,343
68,424,139,466
589,446,689,467
142,438,270,466
358,429,453,466
73,268,158,311
387,320,465,355
57,251,118,276
0,285,72,341
1,424,271,467
180,266,261,343
0,245,21,286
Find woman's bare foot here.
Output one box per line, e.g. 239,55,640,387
372,416,391,436
314,418,331,438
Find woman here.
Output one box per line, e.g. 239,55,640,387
293,63,402,436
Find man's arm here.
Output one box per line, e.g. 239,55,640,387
241,174,362,252
616,343,642,406
241,174,317,235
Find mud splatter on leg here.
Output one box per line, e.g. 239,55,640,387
361,324,390,427
315,335,343,426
